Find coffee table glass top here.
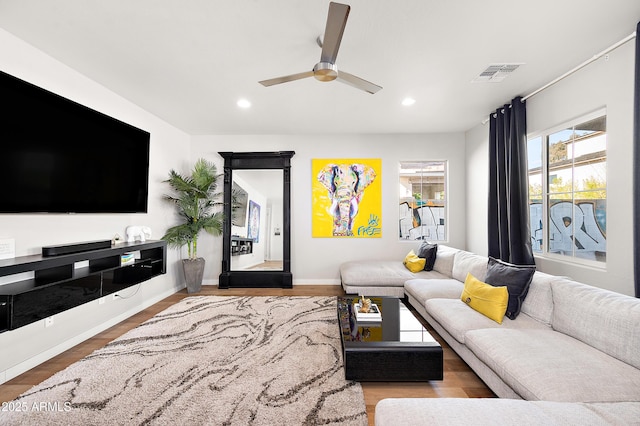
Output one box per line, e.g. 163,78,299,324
338,296,437,344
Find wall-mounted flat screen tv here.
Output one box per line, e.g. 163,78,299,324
231,182,248,227
0,70,150,213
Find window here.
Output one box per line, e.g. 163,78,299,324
527,111,607,263
399,161,447,241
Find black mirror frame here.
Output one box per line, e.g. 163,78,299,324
218,151,295,288
634,21,640,298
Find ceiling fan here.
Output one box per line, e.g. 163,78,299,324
258,2,382,94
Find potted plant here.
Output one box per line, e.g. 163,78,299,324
161,158,224,293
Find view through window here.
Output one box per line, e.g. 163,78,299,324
399,161,447,241
528,111,607,263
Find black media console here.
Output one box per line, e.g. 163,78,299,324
0,240,166,333
231,236,253,256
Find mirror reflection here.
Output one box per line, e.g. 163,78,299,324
230,169,284,271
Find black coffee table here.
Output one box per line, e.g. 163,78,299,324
337,296,443,381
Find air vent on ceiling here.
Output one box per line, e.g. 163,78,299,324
472,63,524,83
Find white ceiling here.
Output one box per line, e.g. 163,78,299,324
1,0,639,135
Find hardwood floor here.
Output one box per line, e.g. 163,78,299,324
0,285,495,425
245,260,284,270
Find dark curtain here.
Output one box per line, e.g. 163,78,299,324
488,96,535,265
634,21,640,297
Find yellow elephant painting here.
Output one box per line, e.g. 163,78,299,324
312,158,382,238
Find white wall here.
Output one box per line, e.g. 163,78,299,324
465,123,489,255
191,133,467,285
465,40,636,296
0,28,191,383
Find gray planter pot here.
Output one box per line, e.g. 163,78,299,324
183,258,205,293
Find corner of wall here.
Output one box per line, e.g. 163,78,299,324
464,123,489,256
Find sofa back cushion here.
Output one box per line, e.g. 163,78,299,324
484,257,536,320
552,279,640,370
416,242,438,271
451,250,488,282
520,271,556,327
432,245,459,277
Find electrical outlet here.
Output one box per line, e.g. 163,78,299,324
45,317,54,328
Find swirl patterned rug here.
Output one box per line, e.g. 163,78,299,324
3,296,367,425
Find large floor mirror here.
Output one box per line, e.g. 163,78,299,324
218,151,294,288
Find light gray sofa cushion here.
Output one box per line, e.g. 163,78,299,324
424,299,549,344
339,260,415,287
551,278,640,370
375,398,640,426
341,283,406,298
340,259,451,288
432,245,459,276
451,250,488,282
403,278,463,305
465,328,640,402
520,271,556,327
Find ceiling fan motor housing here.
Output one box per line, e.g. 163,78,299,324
313,62,338,82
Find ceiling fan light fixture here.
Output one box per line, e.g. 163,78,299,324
313,62,338,82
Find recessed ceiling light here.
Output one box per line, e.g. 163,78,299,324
402,97,416,106
237,99,251,108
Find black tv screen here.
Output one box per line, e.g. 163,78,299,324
0,70,150,213
231,182,248,227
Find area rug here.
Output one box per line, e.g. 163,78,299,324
3,296,367,425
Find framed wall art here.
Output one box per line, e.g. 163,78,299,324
247,200,261,243
311,158,382,238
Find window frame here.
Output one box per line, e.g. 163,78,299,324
527,108,607,268
398,160,449,243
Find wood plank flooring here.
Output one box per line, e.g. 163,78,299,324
0,285,495,425
245,260,284,270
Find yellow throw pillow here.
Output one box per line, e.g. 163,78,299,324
403,250,426,273
460,273,509,324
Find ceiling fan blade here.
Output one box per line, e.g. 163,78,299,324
259,71,314,87
320,2,350,64
337,71,382,94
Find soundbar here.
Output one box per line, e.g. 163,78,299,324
42,239,112,257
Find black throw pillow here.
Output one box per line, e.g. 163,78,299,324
484,257,536,320
416,242,438,271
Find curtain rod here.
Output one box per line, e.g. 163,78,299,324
522,31,636,101
482,31,637,125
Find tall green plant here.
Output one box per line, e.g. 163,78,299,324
161,158,224,259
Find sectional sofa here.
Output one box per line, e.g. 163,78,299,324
340,244,640,425
340,246,449,298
